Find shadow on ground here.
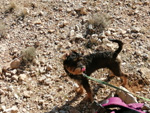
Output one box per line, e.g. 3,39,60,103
46,83,108,113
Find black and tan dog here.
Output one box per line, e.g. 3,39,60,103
63,39,128,102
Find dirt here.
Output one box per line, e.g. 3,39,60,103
0,0,150,113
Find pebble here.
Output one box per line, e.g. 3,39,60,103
139,67,150,80
12,75,19,81
4,106,19,113
10,58,22,69
75,33,83,39
38,76,46,83
79,7,87,15
19,74,27,81
75,6,87,15
48,29,55,33
0,105,6,111
66,8,72,13
131,27,140,33
69,30,75,37
46,65,52,71
34,19,42,25
10,69,17,75
23,91,32,98
0,89,4,95
39,67,46,74
105,30,111,36
58,20,69,28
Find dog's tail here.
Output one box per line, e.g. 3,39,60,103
108,39,123,58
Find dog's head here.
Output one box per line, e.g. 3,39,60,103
63,51,86,75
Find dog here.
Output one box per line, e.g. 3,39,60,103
63,39,128,102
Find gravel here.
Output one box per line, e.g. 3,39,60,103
0,0,150,113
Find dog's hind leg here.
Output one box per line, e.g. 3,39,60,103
108,63,128,87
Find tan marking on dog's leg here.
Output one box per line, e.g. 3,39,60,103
120,74,128,87
109,70,115,77
75,85,84,94
84,91,93,102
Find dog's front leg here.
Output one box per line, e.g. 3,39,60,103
82,77,93,102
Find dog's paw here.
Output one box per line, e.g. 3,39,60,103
84,94,93,102
75,87,84,94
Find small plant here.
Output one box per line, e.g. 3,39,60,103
85,12,112,36
21,47,36,65
16,8,29,21
5,2,16,14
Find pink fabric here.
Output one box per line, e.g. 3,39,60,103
102,97,145,113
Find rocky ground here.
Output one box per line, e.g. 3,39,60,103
0,0,150,113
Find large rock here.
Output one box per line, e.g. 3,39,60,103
116,86,138,104
10,58,21,69
139,67,150,79
138,67,150,85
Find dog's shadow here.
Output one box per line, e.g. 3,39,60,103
46,83,107,113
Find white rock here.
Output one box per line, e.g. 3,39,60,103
58,20,69,28
44,79,51,85
0,105,6,111
10,69,17,75
63,20,69,26
131,27,140,33
139,67,150,84
48,29,55,33
23,91,32,98
4,106,19,113
66,8,72,13
75,33,83,39
116,86,138,104
19,74,27,81
34,19,42,25
12,75,19,81
69,30,75,37
46,65,52,71
38,76,46,83
105,30,111,36
39,67,45,74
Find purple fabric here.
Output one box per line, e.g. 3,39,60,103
102,97,145,113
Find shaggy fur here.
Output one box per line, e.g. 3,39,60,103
63,39,128,102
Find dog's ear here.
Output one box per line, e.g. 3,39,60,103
61,52,70,60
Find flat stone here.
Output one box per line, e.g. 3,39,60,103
10,58,21,69
116,86,138,104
